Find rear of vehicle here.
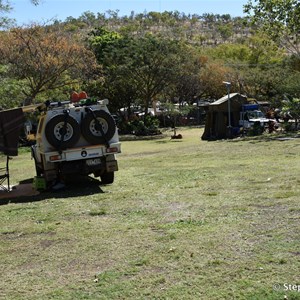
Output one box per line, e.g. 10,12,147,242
239,104,271,130
31,99,121,187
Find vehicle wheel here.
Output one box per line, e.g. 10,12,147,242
45,114,80,149
100,171,114,184
81,110,116,144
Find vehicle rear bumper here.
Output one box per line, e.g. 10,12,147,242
40,142,121,163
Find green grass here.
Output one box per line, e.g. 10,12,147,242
1,127,300,299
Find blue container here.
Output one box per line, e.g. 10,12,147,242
242,104,259,111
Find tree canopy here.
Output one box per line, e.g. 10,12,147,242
89,30,186,113
0,25,98,104
0,6,300,115
244,0,300,56
0,0,40,28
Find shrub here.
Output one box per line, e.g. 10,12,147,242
127,115,161,136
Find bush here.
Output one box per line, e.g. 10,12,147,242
248,121,264,136
127,115,161,136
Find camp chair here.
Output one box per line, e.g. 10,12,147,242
0,156,11,192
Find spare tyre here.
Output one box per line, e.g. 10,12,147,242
45,114,80,149
81,110,116,144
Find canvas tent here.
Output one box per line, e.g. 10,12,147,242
201,93,247,140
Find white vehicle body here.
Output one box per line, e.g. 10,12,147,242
31,98,121,186
239,105,270,129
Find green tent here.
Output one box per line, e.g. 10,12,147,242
202,93,247,140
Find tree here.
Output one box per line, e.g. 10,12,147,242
171,52,207,103
0,0,12,28
119,35,183,116
0,0,40,28
281,97,300,129
90,32,183,115
244,0,300,56
210,33,284,66
87,28,135,113
0,65,25,108
217,23,233,42
199,61,231,99
240,66,288,100
278,65,300,97
88,27,121,64
0,25,98,105
207,33,286,99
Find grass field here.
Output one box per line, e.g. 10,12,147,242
1,127,300,300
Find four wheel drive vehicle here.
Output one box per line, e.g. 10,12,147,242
239,104,271,130
31,98,121,187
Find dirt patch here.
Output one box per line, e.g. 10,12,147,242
0,183,39,200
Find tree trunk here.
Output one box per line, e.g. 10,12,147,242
23,96,33,106
143,95,151,120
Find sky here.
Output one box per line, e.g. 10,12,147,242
9,0,247,25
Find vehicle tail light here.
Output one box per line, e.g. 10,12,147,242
106,147,118,153
50,155,62,161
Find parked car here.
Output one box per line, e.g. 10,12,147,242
31,97,121,188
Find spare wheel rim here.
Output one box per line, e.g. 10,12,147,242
90,118,108,136
53,122,74,141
